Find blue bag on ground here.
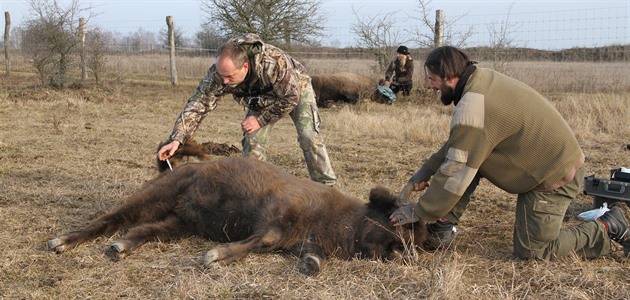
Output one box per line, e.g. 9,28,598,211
375,85,396,103
578,202,610,221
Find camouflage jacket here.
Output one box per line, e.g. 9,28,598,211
168,33,309,144
385,55,414,83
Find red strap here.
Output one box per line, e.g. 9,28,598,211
598,219,609,233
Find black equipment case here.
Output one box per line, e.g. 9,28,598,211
584,168,630,208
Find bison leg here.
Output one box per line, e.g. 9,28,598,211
48,181,181,254
204,227,282,267
48,215,127,254
107,214,193,260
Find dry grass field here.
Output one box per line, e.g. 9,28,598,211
1,55,630,299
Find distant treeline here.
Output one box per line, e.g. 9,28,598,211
282,44,630,62
464,45,630,62
24,43,624,63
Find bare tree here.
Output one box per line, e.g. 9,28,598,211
350,9,404,72
159,25,187,49
120,27,158,52
195,24,227,51
410,0,473,48
24,0,95,89
487,3,520,73
85,26,109,84
9,27,24,51
200,0,326,47
22,21,55,85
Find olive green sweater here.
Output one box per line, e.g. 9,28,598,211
413,68,584,222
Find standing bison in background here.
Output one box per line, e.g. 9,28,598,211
48,153,426,276
311,72,379,108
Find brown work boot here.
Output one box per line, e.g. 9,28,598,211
598,201,630,257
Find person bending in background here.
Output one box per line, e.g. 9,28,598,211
157,33,337,186
384,45,414,96
390,46,630,259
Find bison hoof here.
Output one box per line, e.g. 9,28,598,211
110,242,125,253
105,242,127,261
203,249,219,267
47,238,66,253
296,254,321,276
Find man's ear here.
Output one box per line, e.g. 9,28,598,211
242,61,249,71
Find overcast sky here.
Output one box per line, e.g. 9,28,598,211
2,0,629,49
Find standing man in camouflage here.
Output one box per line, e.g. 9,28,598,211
157,33,337,186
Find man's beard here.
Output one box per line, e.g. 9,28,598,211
439,84,457,105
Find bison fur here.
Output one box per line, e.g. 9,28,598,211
311,72,379,108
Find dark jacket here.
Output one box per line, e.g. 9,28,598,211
385,54,414,84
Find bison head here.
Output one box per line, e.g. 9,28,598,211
354,186,427,260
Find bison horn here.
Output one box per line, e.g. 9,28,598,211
396,182,415,206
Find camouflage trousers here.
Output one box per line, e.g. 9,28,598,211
444,168,610,259
241,83,338,186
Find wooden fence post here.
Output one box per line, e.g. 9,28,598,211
79,17,87,80
283,20,291,48
4,11,10,76
166,16,178,86
434,10,443,47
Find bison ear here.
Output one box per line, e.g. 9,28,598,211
368,186,398,209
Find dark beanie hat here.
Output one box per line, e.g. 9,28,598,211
396,45,409,55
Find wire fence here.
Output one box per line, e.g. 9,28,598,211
159,6,626,56
2,4,630,89
4,5,629,56
439,6,628,50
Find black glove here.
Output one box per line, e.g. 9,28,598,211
409,166,433,185
390,204,420,226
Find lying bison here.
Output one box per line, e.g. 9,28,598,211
48,156,426,275
311,72,378,108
